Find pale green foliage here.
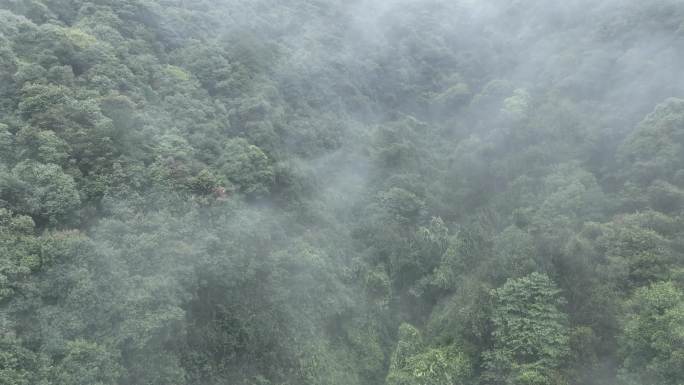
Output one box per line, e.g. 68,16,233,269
618,98,684,186
386,324,471,385
390,324,424,371
0,335,49,385
365,264,391,307
387,347,471,385
15,127,70,164
0,209,40,300
483,273,570,385
619,282,684,385
297,339,361,385
0,124,11,162
52,340,121,385
595,219,674,287
10,162,80,224
502,88,531,120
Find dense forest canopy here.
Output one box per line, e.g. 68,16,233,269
0,0,683,384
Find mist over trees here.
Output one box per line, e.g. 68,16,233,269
0,0,683,384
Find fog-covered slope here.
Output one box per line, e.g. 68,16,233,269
1,1,683,384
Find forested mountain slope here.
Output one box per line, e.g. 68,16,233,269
0,1,683,384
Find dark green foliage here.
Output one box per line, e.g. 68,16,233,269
219,138,274,198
